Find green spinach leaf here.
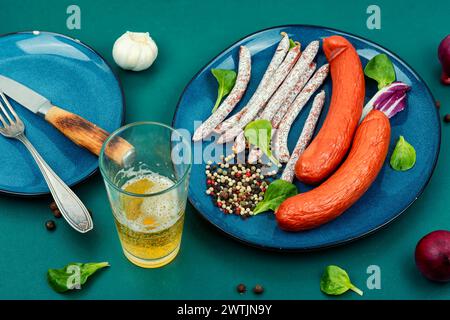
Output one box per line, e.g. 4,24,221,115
289,39,296,50
253,179,297,215
244,119,279,166
320,265,363,296
211,68,237,113
364,53,396,90
48,262,109,293
390,136,416,171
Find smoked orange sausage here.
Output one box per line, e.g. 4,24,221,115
295,35,365,184
276,110,390,231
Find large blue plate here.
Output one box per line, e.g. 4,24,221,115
172,25,440,251
0,31,124,196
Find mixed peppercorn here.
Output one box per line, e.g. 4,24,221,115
45,220,56,231
235,283,264,295
205,154,270,217
444,114,450,123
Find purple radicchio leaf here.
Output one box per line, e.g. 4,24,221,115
360,81,410,121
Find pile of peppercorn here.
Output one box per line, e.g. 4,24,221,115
205,154,270,217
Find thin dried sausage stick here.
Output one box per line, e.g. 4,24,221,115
234,106,266,155
192,46,251,141
215,33,290,134
247,145,261,164
216,37,292,135
272,62,316,129
233,128,253,155
273,63,329,163
214,110,243,134
258,32,291,94
217,45,301,144
281,91,325,182
232,130,246,154
247,63,317,163
259,41,319,122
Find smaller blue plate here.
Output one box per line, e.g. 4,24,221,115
173,25,441,251
0,31,125,196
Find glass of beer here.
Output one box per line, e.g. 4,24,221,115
99,122,191,268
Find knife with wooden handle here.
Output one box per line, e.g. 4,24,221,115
0,75,133,165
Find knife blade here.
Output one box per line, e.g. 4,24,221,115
0,75,53,116
0,75,133,165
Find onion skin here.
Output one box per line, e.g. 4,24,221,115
438,35,450,85
415,230,450,282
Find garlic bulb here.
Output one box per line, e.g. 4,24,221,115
112,31,158,71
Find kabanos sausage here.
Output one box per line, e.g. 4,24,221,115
259,41,319,124
192,46,251,141
281,90,325,182
215,33,291,134
276,110,390,231
295,35,365,184
273,63,329,163
217,45,301,144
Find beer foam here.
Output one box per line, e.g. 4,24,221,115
120,171,182,233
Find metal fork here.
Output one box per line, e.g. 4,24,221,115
0,91,93,233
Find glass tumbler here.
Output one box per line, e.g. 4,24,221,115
99,122,191,268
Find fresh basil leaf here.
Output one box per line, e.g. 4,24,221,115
48,262,109,293
320,265,363,296
390,136,416,171
364,54,396,90
244,119,280,166
253,179,297,215
289,39,296,50
211,68,237,113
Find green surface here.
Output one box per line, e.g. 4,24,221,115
0,0,449,300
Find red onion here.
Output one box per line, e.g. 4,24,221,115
438,35,450,85
415,230,450,282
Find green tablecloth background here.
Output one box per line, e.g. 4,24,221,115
0,0,449,299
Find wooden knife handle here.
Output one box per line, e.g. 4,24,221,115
45,106,133,165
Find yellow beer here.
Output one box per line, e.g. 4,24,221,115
113,173,185,268
99,122,191,269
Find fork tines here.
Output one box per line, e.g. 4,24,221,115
0,91,20,127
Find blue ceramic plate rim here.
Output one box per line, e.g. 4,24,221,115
172,24,441,251
0,30,126,197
